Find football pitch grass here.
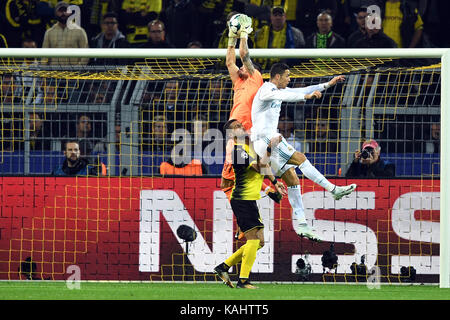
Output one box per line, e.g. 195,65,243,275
1,281,450,300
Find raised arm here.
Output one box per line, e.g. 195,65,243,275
239,37,255,75
226,14,240,84
226,44,239,84
238,15,255,75
259,75,346,102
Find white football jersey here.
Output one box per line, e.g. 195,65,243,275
250,81,329,141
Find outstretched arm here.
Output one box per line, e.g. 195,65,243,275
300,75,346,95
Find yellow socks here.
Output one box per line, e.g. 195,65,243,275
239,239,260,279
224,244,246,267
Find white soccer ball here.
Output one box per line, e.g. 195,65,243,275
228,14,241,35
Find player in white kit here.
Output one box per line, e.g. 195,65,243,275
251,62,357,241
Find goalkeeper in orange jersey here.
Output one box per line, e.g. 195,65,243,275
220,13,283,240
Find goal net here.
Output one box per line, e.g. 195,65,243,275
0,48,447,286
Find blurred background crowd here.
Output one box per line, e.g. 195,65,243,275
0,0,448,54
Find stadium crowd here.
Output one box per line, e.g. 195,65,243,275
0,0,444,177
0,0,448,53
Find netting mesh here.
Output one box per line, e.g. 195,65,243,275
0,56,441,283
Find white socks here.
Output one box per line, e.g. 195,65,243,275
287,185,307,226
298,159,335,192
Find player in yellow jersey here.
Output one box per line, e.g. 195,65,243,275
215,119,286,289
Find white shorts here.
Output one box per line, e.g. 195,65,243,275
253,136,297,176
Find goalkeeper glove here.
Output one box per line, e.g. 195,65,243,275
238,15,253,39
227,17,238,47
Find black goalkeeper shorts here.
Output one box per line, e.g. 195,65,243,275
230,199,264,233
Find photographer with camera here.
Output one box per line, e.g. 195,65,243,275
346,140,395,178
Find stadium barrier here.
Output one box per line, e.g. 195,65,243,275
0,177,439,283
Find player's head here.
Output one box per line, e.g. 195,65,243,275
355,7,368,30
317,11,333,34
227,11,239,23
360,139,380,165
270,63,290,89
148,19,166,43
223,119,246,140
64,140,81,164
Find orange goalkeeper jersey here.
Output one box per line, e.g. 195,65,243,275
228,70,263,132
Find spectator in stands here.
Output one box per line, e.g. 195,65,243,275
1,0,45,48
157,80,188,122
2,112,52,151
21,37,38,59
342,1,384,34
142,114,171,153
152,114,168,152
226,1,289,36
90,12,130,65
66,114,96,157
161,0,200,48
306,12,345,48
164,79,178,106
1,74,17,104
187,41,203,49
52,140,104,176
87,82,112,104
382,0,424,48
93,123,121,154
34,82,58,105
295,0,338,38
347,7,368,47
87,85,106,104
159,154,207,176
79,0,122,39
11,39,38,97
254,6,305,69
119,0,162,45
28,112,51,151
352,14,398,48
278,114,309,153
425,123,440,154
308,119,338,153
346,139,395,178
41,1,89,65
139,19,175,48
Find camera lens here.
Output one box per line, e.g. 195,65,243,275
361,149,370,159
360,147,374,159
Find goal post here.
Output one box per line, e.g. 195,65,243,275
0,48,447,59
441,49,450,288
0,48,448,286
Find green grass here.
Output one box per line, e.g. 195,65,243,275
1,281,450,300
